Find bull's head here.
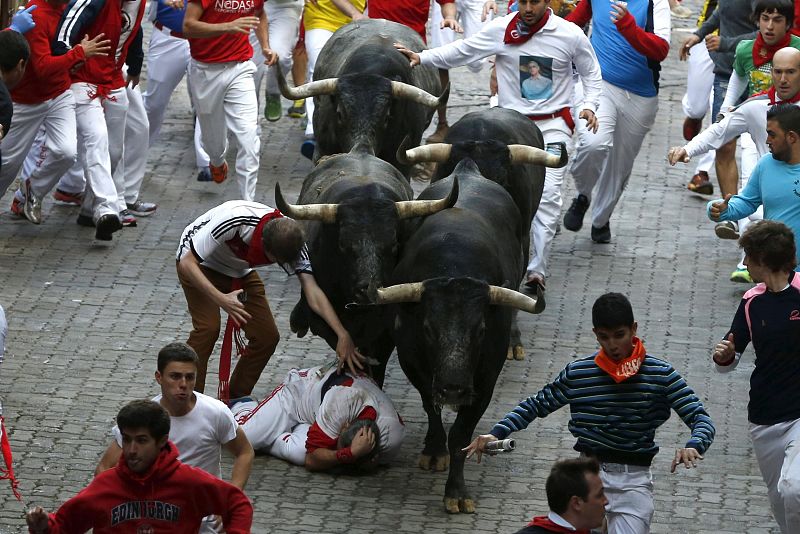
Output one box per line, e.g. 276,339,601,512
375,278,542,407
274,179,458,303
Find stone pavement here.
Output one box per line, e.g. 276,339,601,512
0,5,780,533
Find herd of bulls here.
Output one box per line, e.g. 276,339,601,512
274,19,566,514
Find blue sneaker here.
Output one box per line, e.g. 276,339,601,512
197,167,212,182
301,139,316,160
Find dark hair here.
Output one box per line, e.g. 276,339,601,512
546,457,601,514
0,31,30,72
338,419,381,464
262,218,305,265
591,293,635,330
157,342,199,373
739,220,797,272
117,400,171,441
767,103,800,136
753,0,794,26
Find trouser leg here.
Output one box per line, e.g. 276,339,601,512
189,60,230,167
681,43,714,119
103,87,129,212
265,2,302,95
599,466,654,534
120,85,149,204
0,102,48,195
143,30,189,145
303,28,333,138
570,82,618,203
223,61,260,201
30,91,78,198
751,419,800,533
269,423,310,465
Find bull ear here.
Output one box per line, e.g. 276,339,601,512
274,183,339,223
395,176,458,219
487,285,544,314
508,142,568,168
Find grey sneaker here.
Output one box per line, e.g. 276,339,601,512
126,200,157,217
715,221,739,240
22,179,43,224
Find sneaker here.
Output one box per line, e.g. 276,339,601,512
264,93,282,122
126,200,157,217
288,99,306,119
301,139,316,160
426,123,449,144
53,188,82,206
591,222,611,244
683,117,703,141
76,213,95,227
730,267,753,283
94,213,122,241
22,179,43,224
10,196,24,217
197,167,212,182
119,209,137,227
715,220,739,240
209,161,228,184
687,171,713,195
563,194,590,232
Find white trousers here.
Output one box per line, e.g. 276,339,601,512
142,28,209,168
571,81,658,228
527,117,573,278
0,90,77,199
750,418,800,533
599,463,654,534
429,0,489,72
681,43,714,120
113,85,149,205
304,28,334,137
251,0,302,104
188,59,260,201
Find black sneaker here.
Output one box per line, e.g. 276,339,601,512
95,213,123,241
76,213,95,227
591,222,611,244
563,194,589,232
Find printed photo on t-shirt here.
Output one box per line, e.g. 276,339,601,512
519,55,553,101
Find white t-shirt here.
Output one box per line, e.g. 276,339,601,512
113,392,237,478
176,200,313,278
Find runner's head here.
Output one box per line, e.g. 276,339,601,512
117,400,171,474
739,220,796,279
752,0,793,45
591,293,638,361
263,218,305,265
0,30,30,90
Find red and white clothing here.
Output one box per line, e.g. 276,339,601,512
429,0,491,71
187,0,263,63
35,442,252,533
367,0,454,42
232,365,405,466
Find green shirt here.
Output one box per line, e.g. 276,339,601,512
733,35,800,97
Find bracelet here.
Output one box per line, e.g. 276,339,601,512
335,447,356,464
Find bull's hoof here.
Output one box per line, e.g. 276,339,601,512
444,497,476,514
418,453,449,472
512,345,525,360
291,324,308,338
506,347,514,360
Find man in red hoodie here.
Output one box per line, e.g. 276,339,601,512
25,399,253,533
0,0,110,225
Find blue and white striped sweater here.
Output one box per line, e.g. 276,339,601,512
491,355,715,464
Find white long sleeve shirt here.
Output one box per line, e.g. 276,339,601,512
418,11,602,116
684,95,770,159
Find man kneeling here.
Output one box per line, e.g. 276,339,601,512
231,364,405,471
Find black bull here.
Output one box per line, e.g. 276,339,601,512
277,19,447,175
275,151,458,384
373,160,543,514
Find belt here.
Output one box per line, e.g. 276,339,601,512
527,107,575,133
600,462,651,474
154,21,185,39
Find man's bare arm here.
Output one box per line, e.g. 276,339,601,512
95,441,123,476
224,427,254,490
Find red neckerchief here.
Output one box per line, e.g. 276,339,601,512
244,209,283,267
504,9,550,45
527,516,590,534
594,336,646,383
759,86,800,104
752,32,792,68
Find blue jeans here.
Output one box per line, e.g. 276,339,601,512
712,72,747,123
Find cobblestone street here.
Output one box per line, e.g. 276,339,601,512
0,3,782,532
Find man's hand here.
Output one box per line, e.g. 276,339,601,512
609,0,629,23
26,507,50,534
80,33,112,59
713,333,736,365
482,0,498,21
579,109,598,133
670,447,703,473
336,332,365,375
262,47,279,66
441,17,464,33
394,43,420,67
350,427,376,458
218,290,252,327
705,34,721,52
10,5,37,34
351,11,367,21
226,16,260,34
462,433,500,464
667,146,690,165
709,193,732,221
680,34,701,61
126,74,140,88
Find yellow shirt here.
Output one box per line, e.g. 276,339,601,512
303,0,366,32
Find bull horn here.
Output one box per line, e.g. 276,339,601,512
276,62,338,100
375,282,425,304
508,142,568,168
403,143,452,165
487,285,544,314
395,177,458,219
389,81,442,108
274,183,338,224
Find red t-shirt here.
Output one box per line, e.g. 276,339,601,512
187,0,263,63
368,0,453,42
